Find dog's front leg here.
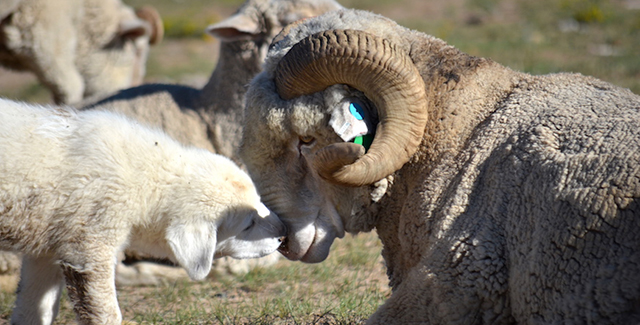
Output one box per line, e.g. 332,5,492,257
11,255,64,325
60,257,121,325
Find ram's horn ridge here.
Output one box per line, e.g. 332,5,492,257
275,29,428,186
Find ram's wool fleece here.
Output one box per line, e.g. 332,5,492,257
240,8,640,324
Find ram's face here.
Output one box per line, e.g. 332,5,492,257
241,11,429,263
241,82,371,263
241,140,347,263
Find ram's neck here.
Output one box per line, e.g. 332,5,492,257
408,35,519,171
373,35,519,289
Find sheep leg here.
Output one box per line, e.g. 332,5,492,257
11,255,64,325
60,257,121,325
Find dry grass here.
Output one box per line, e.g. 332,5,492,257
0,232,389,324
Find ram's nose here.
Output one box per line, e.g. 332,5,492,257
278,236,291,255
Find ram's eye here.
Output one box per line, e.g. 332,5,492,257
244,219,255,231
299,135,315,145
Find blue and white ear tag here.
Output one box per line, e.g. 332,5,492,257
349,103,373,151
329,101,373,151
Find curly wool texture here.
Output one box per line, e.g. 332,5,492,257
241,9,640,324
373,73,640,324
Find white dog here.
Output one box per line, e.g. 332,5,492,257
0,98,286,324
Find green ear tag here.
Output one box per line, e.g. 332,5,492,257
349,102,373,151
357,134,373,151
362,134,373,150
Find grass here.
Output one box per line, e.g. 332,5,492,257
0,232,389,324
392,0,640,93
175,0,628,96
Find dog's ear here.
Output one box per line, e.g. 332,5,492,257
166,221,216,281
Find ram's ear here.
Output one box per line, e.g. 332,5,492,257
166,222,216,281
118,18,149,40
205,13,261,42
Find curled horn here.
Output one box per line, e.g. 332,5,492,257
275,29,428,186
135,6,164,45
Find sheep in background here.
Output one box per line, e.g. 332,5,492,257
240,9,640,324
0,98,285,324
0,0,163,104
80,0,343,283
83,0,342,162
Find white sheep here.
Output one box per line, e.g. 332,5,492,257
0,97,285,324
239,9,640,324
79,0,343,283
0,0,163,104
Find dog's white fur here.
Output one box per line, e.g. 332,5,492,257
0,98,285,324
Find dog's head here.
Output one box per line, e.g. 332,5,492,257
163,152,286,281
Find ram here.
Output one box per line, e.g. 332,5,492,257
0,98,285,324
240,9,640,324
0,0,163,104
80,0,343,283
